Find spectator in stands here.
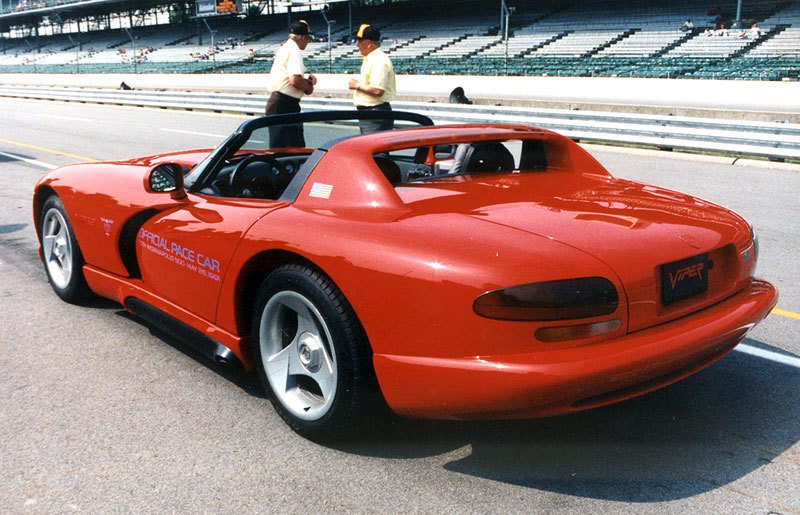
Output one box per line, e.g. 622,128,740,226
265,20,317,147
348,24,396,134
681,19,694,32
748,22,762,38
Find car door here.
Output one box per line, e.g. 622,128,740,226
137,194,286,323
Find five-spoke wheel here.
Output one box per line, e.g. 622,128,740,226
40,196,91,303
42,206,74,290
259,290,339,421
252,264,378,440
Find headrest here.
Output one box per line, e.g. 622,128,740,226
464,142,515,173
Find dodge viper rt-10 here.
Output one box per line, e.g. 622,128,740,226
33,110,777,440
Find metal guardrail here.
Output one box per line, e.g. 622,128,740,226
2,85,799,160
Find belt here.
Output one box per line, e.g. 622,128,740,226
356,102,390,110
271,91,302,102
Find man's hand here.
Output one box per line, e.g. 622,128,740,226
308,74,318,86
290,74,314,95
349,78,384,98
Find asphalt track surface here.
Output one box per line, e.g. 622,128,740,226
1,97,798,513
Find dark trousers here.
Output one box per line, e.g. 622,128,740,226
265,91,305,148
356,102,393,134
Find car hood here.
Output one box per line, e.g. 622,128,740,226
396,172,752,332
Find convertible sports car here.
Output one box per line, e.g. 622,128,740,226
34,110,777,440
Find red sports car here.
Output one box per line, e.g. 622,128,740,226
34,111,777,440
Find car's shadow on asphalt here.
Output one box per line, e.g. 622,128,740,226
84,296,122,309
115,310,265,398
111,312,799,501
336,337,800,502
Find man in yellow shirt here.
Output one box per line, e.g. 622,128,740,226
348,24,396,134
266,20,316,147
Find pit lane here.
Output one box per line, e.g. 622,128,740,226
1,97,798,513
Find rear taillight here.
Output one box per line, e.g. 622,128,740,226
473,277,619,321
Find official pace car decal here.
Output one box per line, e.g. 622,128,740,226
138,228,221,282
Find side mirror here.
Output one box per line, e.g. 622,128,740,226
147,163,187,200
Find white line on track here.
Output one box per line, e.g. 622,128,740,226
160,128,227,138
735,343,800,368
0,150,57,169
37,114,92,122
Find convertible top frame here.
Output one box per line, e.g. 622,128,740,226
185,110,434,194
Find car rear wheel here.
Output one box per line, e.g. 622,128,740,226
40,196,92,304
252,264,379,440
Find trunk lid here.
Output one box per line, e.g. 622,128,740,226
396,172,754,332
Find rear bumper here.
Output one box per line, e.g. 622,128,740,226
374,279,778,420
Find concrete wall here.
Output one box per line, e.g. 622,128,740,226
1,73,798,120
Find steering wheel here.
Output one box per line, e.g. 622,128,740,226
228,154,287,199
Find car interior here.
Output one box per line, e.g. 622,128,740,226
374,139,548,185
190,102,552,202
199,152,311,200
196,138,550,199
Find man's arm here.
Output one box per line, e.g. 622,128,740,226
348,78,385,97
289,73,316,95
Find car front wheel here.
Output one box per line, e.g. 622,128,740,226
40,195,92,304
252,264,379,441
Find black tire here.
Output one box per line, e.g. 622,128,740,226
39,195,93,304
251,264,381,441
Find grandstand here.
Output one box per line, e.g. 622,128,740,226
0,0,799,80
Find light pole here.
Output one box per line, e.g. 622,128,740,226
499,0,504,36
124,27,136,73
0,0,6,55
321,5,334,73
24,38,37,72
501,0,513,75
67,34,79,73
202,18,216,71
734,0,744,28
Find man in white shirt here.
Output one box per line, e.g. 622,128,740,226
266,20,316,147
348,24,396,134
